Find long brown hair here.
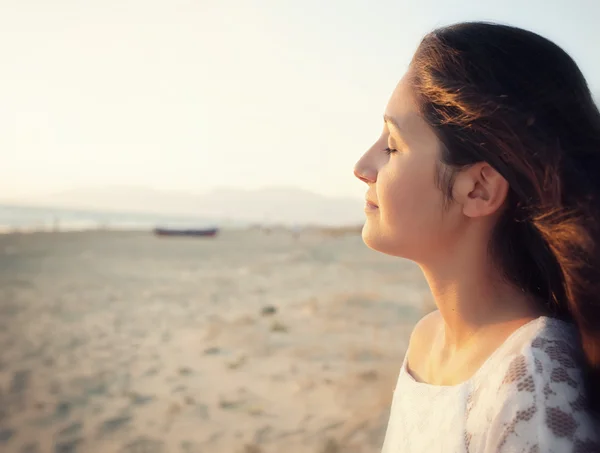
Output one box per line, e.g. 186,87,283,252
410,22,600,412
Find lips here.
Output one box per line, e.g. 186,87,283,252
365,199,379,211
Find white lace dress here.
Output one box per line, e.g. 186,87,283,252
381,316,600,453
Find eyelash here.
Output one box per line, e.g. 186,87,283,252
384,147,398,155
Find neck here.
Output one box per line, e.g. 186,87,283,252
419,232,545,351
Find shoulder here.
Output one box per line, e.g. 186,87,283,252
468,318,599,452
407,309,441,357
503,318,586,408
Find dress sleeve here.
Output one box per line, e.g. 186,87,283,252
481,339,599,453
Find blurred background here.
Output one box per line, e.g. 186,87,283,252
0,1,598,452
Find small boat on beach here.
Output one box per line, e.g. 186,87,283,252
153,227,219,238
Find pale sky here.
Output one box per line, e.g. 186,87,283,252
1,0,599,202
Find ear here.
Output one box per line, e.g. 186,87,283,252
453,163,509,218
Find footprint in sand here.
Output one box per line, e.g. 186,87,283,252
8,369,31,411
10,369,31,394
97,414,132,437
58,421,83,438
0,427,15,443
119,436,164,453
127,392,155,406
54,437,83,453
20,442,40,453
180,440,202,453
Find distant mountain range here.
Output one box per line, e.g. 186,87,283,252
13,186,366,226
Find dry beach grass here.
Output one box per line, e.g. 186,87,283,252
0,229,431,453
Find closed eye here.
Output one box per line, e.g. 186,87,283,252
384,147,398,155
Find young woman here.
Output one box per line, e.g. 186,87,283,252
354,22,600,452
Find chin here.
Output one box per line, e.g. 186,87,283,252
362,220,397,256
361,218,416,259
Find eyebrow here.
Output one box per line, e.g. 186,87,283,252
383,114,402,132
383,113,414,150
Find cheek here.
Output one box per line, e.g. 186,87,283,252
362,158,446,259
379,159,441,225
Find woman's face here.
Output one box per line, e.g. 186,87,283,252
354,75,462,262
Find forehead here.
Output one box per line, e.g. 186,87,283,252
383,75,442,155
384,75,422,130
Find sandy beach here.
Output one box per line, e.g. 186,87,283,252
0,229,431,453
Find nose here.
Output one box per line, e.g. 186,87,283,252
354,156,376,184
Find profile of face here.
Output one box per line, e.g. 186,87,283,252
354,75,509,264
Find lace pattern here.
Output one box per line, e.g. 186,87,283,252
464,320,599,453
381,317,600,453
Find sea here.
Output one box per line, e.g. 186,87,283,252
0,203,223,232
